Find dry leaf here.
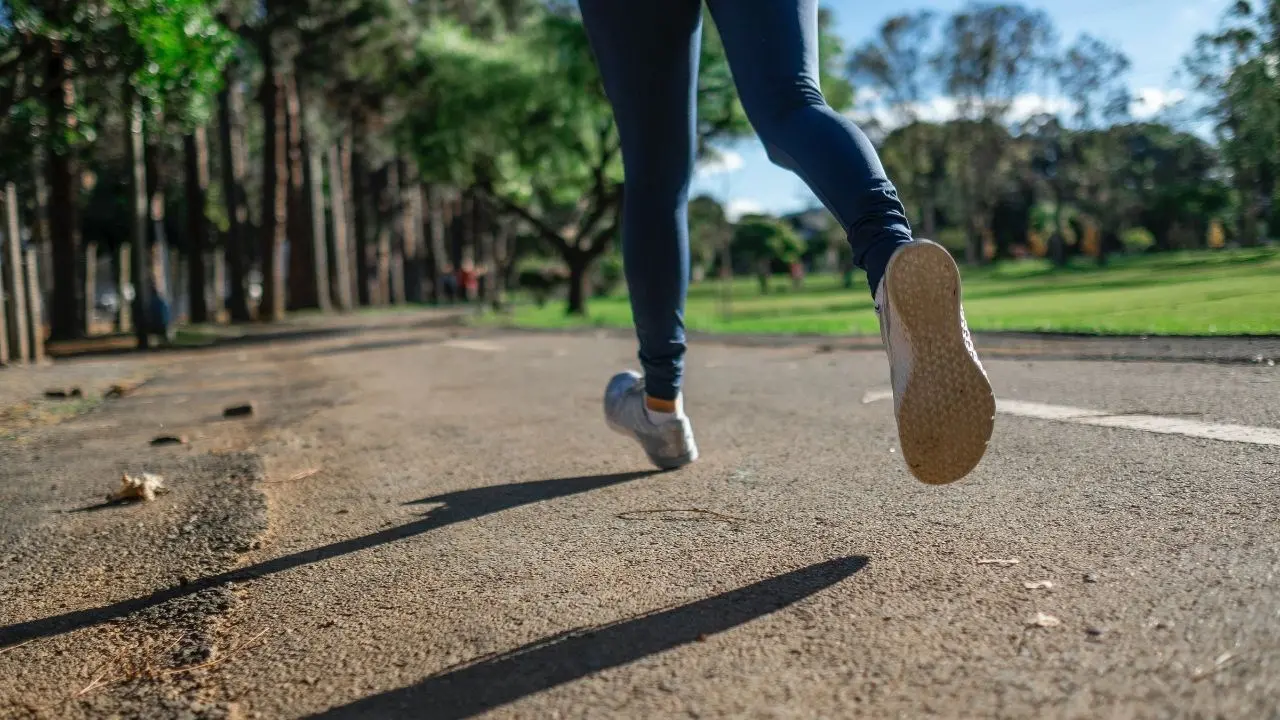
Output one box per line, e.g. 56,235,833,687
1024,580,1054,590
1026,612,1061,628
107,473,169,503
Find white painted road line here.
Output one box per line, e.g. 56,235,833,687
863,391,1280,447
441,339,505,353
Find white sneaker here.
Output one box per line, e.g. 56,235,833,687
604,371,698,470
876,240,995,484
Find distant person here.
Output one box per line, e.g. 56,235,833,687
440,264,457,303
587,0,995,484
457,259,478,303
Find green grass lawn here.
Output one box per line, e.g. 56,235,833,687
487,247,1280,336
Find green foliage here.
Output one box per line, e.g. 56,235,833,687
1184,0,1280,241
110,0,235,126
408,15,617,207
688,194,731,273
733,215,806,267
1122,227,1156,253
593,253,624,297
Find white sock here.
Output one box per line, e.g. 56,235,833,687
644,395,684,424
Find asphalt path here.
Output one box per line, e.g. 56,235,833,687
1,323,1277,718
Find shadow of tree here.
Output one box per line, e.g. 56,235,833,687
0,471,657,648
309,556,869,720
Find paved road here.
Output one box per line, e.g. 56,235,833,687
1,320,1277,718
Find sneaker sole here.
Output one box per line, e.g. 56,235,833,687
605,418,699,471
885,241,995,485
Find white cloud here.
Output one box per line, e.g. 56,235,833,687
724,198,764,221
1131,87,1188,119
1008,94,1073,121
850,93,1075,130
696,150,745,178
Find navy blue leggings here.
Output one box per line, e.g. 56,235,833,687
580,0,914,401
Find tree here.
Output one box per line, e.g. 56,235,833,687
0,0,231,338
406,14,624,315
731,214,804,294
1185,0,1280,245
848,11,945,237
935,3,1057,264
408,7,849,315
687,194,731,280
1048,34,1131,264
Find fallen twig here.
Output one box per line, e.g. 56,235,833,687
75,643,135,697
0,637,39,656
265,468,321,484
615,508,748,523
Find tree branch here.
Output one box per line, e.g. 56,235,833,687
481,187,570,256
585,213,621,257
574,122,621,245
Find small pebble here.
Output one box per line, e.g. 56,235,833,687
1085,626,1106,637
1083,572,1099,583
150,434,188,446
223,403,255,418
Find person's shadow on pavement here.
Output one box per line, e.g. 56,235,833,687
0,471,659,649
308,556,870,720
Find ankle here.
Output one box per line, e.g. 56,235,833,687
644,394,683,422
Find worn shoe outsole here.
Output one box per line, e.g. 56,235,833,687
604,417,699,471
885,242,996,485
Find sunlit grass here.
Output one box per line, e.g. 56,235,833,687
482,247,1280,336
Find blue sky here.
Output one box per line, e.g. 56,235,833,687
691,0,1233,219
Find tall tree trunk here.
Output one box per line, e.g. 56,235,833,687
126,98,150,350
350,127,371,306
965,218,983,266
211,242,226,321
218,71,251,322
116,243,131,332
327,143,353,310
45,46,82,339
424,185,446,304
401,158,423,303
369,166,387,305
459,190,475,295
32,151,53,303
382,162,402,305
299,80,329,312
258,45,288,322
566,250,590,315
285,72,319,310
475,193,494,306
3,183,29,362
81,239,96,334
921,194,937,239
491,217,512,311
307,140,330,312
144,124,168,300
184,127,211,323
23,247,45,362
340,135,359,306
